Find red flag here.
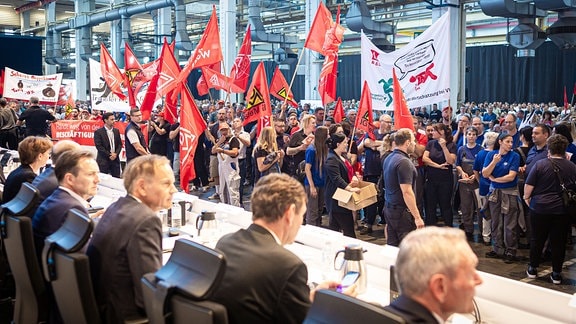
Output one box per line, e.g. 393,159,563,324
317,6,343,106
202,66,243,93
318,53,338,106
124,42,144,108
270,67,297,107
355,81,377,140
140,39,181,120
180,85,207,193
322,5,345,54
197,75,209,96
243,62,272,128
333,97,344,123
229,25,252,93
176,5,223,92
392,68,414,131
304,2,333,55
564,86,569,109
163,88,178,125
100,43,126,100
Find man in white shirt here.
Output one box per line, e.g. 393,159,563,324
232,117,251,206
94,112,122,177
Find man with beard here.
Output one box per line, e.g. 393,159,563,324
382,128,425,247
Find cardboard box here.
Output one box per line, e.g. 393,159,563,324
332,181,378,211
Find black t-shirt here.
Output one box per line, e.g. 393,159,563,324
526,158,576,214
425,140,457,182
19,106,55,135
287,130,307,175
383,149,417,207
171,122,180,152
363,132,386,176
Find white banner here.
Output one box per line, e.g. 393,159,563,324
89,58,131,113
361,11,451,111
3,67,63,104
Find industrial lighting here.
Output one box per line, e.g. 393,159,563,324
0,4,12,7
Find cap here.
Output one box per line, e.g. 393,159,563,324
217,99,225,104
442,106,452,112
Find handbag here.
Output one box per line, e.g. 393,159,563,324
549,159,576,215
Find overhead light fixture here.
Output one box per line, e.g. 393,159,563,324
0,4,13,7
64,10,75,14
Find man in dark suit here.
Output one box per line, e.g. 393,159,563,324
32,149,100,255
32,139,80,202
87,155,177,323
94,112,122,177
385,227,483,322
212,174,354,324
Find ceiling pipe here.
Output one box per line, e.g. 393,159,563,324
346,0,395,52
479,0,547,57
247,0,299,44
47,0,192,64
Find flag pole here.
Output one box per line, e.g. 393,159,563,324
347,125,356,154
284,48,306,106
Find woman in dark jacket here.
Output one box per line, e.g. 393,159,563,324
2,136,52,203
324,133,360,238
524,134,576,284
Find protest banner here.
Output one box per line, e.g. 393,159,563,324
3,67,63,104
361,11,451,110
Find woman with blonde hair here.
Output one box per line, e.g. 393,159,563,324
253,126,284,182
304,126,328,226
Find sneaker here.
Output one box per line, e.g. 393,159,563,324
485,251,500,259
551,272,562,285
503,254,518,264
526,266,537,279
359,227,373,235
208,193,220,200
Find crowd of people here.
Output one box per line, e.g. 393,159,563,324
2,92,575,322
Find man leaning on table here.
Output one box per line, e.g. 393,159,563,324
212,173,356,324
87,155,177,323
385,227,483,323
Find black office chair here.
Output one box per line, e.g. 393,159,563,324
141,239,228,324
0,182,47,323
41,208,100,324
303,289,406,324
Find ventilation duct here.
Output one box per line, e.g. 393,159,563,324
346,0,394,52
480,0,546,57
46,0,192,64
534,0,576,50
247,0,298,45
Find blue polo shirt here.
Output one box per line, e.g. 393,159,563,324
525,145,548,175
383,149,417,207
474,149,492,196
304,146,326,187
483,150,520,189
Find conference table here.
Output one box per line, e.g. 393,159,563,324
94,175,576,324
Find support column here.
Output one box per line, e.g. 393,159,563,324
45,2,57,74
156,7,172,58
111,1,122,65
220,0,236,101
432,0,464,107
305,0,321,100
75,0,94,100
20,11,30,35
